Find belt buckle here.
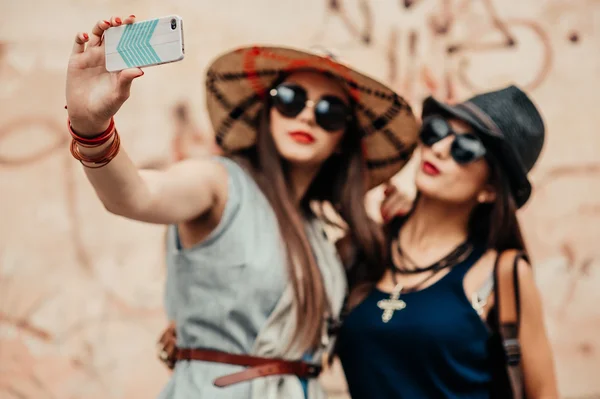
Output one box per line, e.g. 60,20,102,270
156,342,176,369
156,343,169,361
503,339,522,366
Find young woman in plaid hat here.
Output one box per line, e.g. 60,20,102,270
66,16,419,399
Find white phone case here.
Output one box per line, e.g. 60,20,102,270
104,15,185,72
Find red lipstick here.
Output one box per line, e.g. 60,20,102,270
422,161,440,176
289,131,315,144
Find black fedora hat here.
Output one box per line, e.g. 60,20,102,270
421,85,545,208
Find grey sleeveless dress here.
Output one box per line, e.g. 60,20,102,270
157,156,347,399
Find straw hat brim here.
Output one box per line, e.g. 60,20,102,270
205,45,420,189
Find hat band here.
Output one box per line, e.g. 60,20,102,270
456,102,504,138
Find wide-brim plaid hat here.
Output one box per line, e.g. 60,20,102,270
204,45,420,189
422,85,546,208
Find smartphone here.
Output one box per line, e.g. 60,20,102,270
104,15,185,72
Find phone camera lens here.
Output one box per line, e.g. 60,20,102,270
170,18,177,30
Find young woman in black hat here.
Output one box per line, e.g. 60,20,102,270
336,85,559,398
65,16,419,399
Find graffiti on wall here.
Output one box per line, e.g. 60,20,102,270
311,0,595,102
1,1,600,398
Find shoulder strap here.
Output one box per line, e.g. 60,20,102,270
494,249,527,399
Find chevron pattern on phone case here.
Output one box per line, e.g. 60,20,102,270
116,19,162,68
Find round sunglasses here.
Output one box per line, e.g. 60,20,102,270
269,83,352,132
419,116,487,164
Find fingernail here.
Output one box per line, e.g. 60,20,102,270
104,20,111,25
129,14,136,18
83,33,89,40
115,17,122,24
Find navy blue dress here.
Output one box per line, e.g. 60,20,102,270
337,246,494,399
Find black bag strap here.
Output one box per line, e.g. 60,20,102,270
494,249,527,399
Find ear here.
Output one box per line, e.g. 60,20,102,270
477,186,497,204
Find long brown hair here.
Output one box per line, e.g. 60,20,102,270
233,77,384,352
347,147,530,299
468,151,528,255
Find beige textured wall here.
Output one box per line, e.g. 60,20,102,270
1,1,599,398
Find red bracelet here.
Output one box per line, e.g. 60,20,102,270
70,130,121,168
68,117,115,146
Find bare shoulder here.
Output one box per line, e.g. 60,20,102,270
183,157,230,203
133,157,231,225
515,256,537,293
480,248,498,266
162,157,230,204
497,250,534,282
466,247,498,275
495,250,539,301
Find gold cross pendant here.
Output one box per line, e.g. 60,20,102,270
377,283,406,323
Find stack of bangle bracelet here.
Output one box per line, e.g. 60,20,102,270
68,117,121,168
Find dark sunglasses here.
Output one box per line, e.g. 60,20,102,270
269,83,352,132
419,116,487,164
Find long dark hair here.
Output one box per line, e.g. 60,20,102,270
233,77,384,352
468,151,528,254
346,146,529,304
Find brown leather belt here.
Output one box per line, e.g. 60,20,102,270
175,348,322,387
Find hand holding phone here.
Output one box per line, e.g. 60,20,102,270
65,15,184,134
